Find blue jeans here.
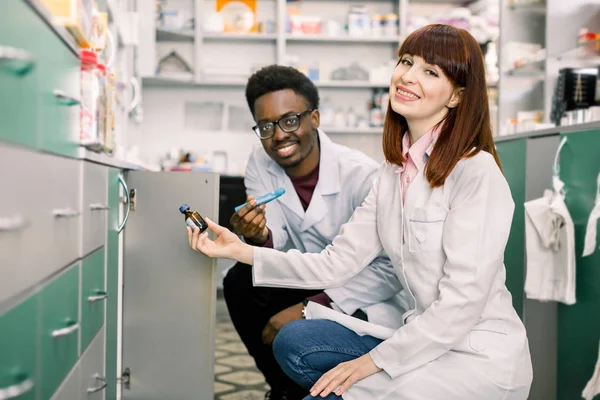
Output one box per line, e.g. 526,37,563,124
273,319,383,400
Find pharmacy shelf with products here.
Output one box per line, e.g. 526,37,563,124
498,0,600,138
137,0,501,173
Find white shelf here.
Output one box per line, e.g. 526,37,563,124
505,39,600,77
286,35,400,44
156,28,194,42
316,81,389,88
507,3,546,14
324,127,383,135
142,76,390,89
203,32,277,41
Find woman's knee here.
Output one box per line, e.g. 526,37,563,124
272,319,308,365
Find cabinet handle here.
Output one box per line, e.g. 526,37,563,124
53,208,81,218
0,376,34,400
0,215,28,232
0,45,35,75
117,175,130,233
87,375,107,394
51,321,80,338
88,291,108,302
90,203,110,211
53,89,80,106
128,76,140,114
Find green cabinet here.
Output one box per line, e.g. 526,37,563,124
81,248,106,353
0,0,44,149
0,296,38,400
39,263,80,400
105,168,121,400
557,129,600,400
495,139,527,318
0,0,80,157
38,29,80,158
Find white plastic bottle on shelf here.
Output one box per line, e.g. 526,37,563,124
96,63,107,151
80,49,100,150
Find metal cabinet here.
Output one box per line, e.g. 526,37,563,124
118,171,219,400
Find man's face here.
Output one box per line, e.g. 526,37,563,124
253,89,319,170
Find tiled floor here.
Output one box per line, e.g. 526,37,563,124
214,296,270,400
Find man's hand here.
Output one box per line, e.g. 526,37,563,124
229,195,269,245
262,302,304,345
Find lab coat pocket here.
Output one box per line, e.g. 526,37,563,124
407,207,447,253
468,319,508,353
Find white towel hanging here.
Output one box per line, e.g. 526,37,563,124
582,172,600,257
524,137,577,305
582,340,600,400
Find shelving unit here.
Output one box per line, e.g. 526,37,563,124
142,76,390,89
136,0,502,168
324,127,383,135
156,28,195,42
498,0,600,136
203,32,277,41
285,35,401,44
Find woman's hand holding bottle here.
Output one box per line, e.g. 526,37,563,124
187,218,254,264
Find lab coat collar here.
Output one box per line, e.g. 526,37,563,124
266,130,339,225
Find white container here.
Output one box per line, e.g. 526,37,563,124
80,50,100,149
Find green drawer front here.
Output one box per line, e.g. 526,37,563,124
105,169,121,400
495,139,527,318
38,16,80,158
557,129,600,400
0,296,38,400
81,247,106,352
40,263,80,400
0,0,45,149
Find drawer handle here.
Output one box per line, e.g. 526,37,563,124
0,45,35,75
87,374,107,394
51,321,80,338
88,291,108,302
53,89,81,106
90,203,110,211
0,215,28,232
53,208,81,218
0,375,34,400
117,175,130,233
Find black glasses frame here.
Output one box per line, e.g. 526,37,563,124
252,109,314,140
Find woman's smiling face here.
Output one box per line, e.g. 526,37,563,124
389,54,459,126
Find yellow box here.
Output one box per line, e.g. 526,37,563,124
40,0,93,48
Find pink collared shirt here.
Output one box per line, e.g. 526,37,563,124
395,129,437,203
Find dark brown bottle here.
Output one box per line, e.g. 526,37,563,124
179,204,208,233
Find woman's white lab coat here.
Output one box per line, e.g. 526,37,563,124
252,152,533,400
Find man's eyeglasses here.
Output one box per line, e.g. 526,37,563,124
252,109,313,140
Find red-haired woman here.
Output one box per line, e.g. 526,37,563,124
188,24,533,400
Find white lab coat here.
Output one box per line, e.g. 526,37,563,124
523,180,576,305
244,130,407,327
252,152,533,400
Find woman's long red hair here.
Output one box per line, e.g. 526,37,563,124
382,24,501,187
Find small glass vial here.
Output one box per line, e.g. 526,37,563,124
179,204,208,233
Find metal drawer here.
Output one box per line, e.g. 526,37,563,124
44,156,82,275
82,162,108,256
0,295,38,400
38,26,80,158
49,362,80,400
80,326,106,400
0,0,44,149
0,145,51,304
81,248,106,353
40,263,80,400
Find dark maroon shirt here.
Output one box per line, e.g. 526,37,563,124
253,162,332,307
